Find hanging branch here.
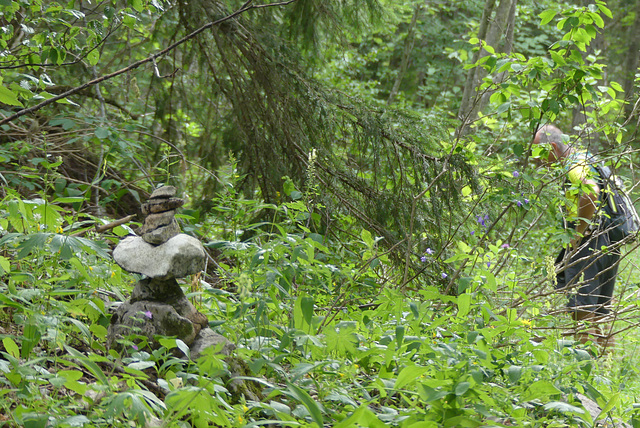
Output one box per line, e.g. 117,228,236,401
0,0,298,127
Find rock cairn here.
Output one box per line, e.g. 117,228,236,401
139,186,183,245
107,186,233,358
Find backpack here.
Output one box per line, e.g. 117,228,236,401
594,164,640,243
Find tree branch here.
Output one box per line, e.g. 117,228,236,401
0,0,299,127
0,24,119,70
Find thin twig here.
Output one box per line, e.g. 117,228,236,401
71,214,136,237
401,167,448,287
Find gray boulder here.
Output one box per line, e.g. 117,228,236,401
189,328,235,360
113,234,205,279
108,301,201,350
107,278,209,350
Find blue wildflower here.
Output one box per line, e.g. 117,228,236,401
425,248,434,255
420,255,427,262
513,171,520,178
441,272,448,279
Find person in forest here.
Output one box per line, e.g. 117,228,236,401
532,124,619,348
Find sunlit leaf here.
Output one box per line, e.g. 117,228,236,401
0,85,23,107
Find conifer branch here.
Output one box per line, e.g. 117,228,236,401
0,0,298,126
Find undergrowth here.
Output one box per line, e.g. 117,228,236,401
0,163,640,428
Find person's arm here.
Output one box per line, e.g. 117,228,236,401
571,178,599,248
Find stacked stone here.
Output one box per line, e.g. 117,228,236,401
139,186,183,245
107,186,233,358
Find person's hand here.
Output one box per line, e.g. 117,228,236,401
569,235,581,251
568,227,590,251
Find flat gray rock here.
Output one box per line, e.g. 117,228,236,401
113,234,205,278
140,210,176,233
141,198,184,215
142,219,181,245
150,186,176,199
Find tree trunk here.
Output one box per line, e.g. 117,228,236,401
571,0,609,148
387,4,422,105
458,0,496,127
457,0,517,136
623,0,640,119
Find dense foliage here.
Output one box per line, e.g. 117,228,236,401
2,0,640,426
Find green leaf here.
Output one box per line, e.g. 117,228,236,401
53,196,85,204
611,81,623,92
457,293,471,318
49,118,76,130
458,276,472,294
325,323,357,356
63,345,109,384
524,380,561,400
95,127,110,140
395,325,405,347
293,295,307,330
334,404,386,428
418,384,450,403
33,203,63,230
175,339,190,358
395,365,429,390
540,9,557,25
598,3,613,19
22,414,48,428
158,337,177,349
16,233,50,259
301,296,314,325
131,0,144,12
59,370,87,394
2,337,19,359
454,381,471,396
55,96,79,106
0,256,9,275
361,228,374,248
543,401,585,414
0,84,24,107
550,51,567,66
55,416,91,427
496,101,511,115
49,235,111,260
128,361,156,370
21,320,41,359
90,324,107,339
87,49,100,66
286,383,324,427
507,365,522,383
600,392,619,415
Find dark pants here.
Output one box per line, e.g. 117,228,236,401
555,231,620,315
